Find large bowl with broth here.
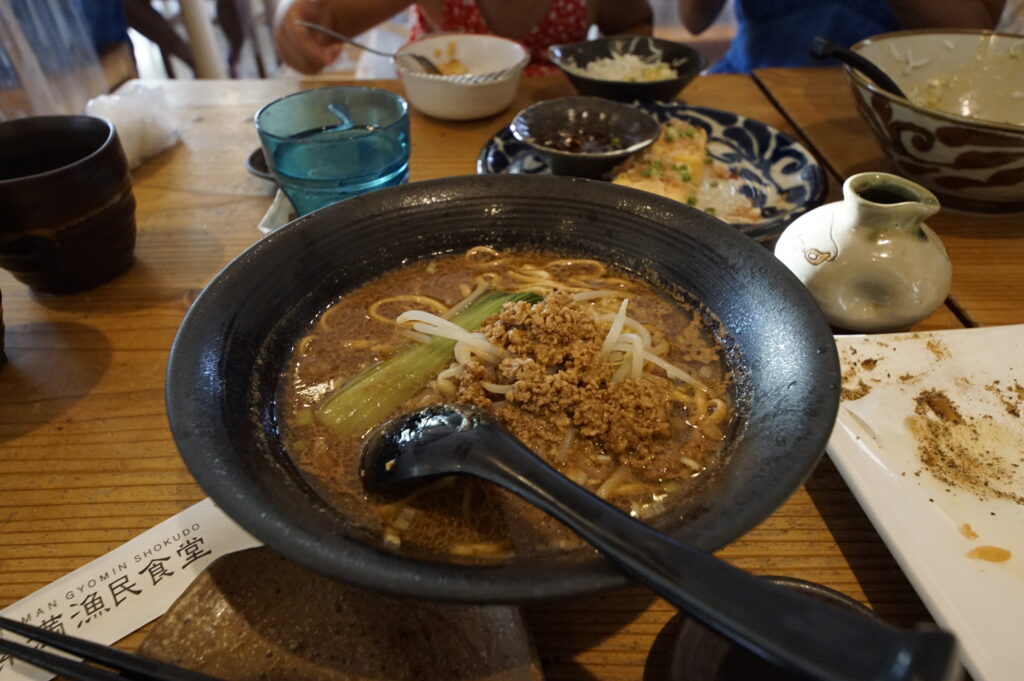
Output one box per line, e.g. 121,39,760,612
166,174,839,601
847,29,1024,213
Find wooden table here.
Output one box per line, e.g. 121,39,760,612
1,71,1018,680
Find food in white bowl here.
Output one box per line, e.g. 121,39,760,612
395,33,529,121
887,33,1024,127
847,29,1024,212
428,39,470,75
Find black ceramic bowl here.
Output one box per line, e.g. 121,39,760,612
548,35,707,102
510,96,661,178
669,577,880,680
166,174,839,602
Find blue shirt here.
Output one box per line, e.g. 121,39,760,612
76,0,130,51
709,0,900,73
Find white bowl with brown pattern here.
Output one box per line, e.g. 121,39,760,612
847,29,1024,213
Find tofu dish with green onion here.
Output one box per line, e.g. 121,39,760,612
276,247,735,562
612,120,763,223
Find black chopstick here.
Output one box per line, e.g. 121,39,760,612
0,635,122,681
0,616,222,681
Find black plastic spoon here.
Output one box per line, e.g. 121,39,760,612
809,36,907,98
361,403,961,681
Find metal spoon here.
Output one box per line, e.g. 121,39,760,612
361,403,961,681
809,36,907,98
294,20,442,74
286,103,361,140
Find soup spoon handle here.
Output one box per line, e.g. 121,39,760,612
809,36,907,98
463,426,960,681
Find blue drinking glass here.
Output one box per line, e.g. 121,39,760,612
255,86,410,216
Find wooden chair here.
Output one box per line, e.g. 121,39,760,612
122,0,196,77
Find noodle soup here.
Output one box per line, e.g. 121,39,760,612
277,248,733,561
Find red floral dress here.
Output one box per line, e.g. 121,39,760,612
408,0,590,75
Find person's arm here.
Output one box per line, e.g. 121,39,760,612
676,0,726,36
273,0,415,74
885,0,1005,28
594,0,654,36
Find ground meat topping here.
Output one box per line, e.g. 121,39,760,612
456,290,675,468
484,291,602,367
455,361,493,409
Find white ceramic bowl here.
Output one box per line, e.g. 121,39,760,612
847,30,1024,213
395,33,529,121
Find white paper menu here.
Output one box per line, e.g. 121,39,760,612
0,498,262,681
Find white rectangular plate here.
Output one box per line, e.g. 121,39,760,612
829,325,1024,681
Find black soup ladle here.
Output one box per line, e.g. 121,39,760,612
361,403,961,681
809,36,907,98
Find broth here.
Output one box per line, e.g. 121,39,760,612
277,248,733,562
857,185,918,205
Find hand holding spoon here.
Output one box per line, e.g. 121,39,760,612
294,20,442,74
361,404,961,681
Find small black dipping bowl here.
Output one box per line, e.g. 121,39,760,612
510,96,661,178
669,576,881,680
548,35,707,102
166,174,839,603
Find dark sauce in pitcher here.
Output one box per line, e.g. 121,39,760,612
858,185,918,204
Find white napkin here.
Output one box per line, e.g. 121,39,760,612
86,83,180,169
257,190,297,234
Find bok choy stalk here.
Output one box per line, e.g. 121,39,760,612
316,291,542,440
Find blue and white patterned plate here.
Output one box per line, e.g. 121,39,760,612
477,102,827,241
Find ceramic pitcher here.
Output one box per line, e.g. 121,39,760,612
774,172,951,333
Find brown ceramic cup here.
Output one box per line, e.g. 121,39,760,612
0,115,136,294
